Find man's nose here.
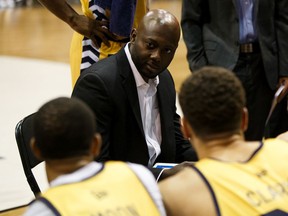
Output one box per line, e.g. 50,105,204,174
151,49,161,61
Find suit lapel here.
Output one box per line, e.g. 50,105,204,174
157,77,171,129
156,73,175,160
117,48,145,137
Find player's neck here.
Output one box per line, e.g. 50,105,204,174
196,134,260,162
45,156,93,183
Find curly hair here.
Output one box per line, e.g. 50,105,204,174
179,66,246,140
33,97,96,159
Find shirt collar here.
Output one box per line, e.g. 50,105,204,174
50,162,102,187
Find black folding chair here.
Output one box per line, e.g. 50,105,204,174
15,113,42,197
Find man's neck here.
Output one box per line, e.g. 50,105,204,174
195,134,260,162
45,156,93,183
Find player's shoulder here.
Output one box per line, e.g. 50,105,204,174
159,167,216,216
276,131,288,143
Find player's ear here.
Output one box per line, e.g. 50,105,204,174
30,137,44,160
181,117,192,140
242,107,249,132
130,28,137,43
91,133,102,157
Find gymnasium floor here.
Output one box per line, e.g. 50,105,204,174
0,56,71,213
0,0,189,214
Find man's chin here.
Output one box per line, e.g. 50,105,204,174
145,68,161,77
145,73,158,79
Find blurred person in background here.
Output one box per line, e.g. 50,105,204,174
37,0,149,86
181,0,288,141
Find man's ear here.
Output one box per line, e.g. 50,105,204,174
130,28,137,43
30,137,43,160
91,133,102,157
242,107,249,132
181,117,192,140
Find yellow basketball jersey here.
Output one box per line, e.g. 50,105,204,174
194,139,288,216
40,161,161,216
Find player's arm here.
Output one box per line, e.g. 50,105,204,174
276,131,288,142
37,0,111,47
158,168,217,216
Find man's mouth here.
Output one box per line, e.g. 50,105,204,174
147,63,160,71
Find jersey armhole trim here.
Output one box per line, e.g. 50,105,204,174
191,166,221,216
38,197,61,216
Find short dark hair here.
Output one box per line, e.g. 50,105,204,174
33,97,96,159
179,66,246,139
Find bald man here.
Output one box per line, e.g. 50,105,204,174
37,0,149,86
72,9,197,176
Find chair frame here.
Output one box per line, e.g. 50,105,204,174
15,113,42,197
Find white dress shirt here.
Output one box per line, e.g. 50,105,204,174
124,44,162,167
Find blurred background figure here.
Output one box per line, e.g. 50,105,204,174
36,0,149,86
181,0,288,141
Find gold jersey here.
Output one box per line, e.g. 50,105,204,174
194,139,288,216
40,161,161,216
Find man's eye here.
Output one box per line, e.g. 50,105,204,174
165,48,172,54
147,42,155,49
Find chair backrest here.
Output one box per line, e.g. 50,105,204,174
15,113,42,197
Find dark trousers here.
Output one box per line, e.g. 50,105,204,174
234,52,274,141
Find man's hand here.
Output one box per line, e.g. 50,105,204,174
69,15,115,48
277,76,288,102
37,0,116,48
277,131,288,142
158,161,195,181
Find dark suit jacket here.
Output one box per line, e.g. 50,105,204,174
181,0,288,90
72,48,197,167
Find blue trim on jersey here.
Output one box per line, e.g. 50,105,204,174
245,141,263,162
82,44,99,55
38,197,61,216
208,141,264,163
88,0,93,9
191,166,221,216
